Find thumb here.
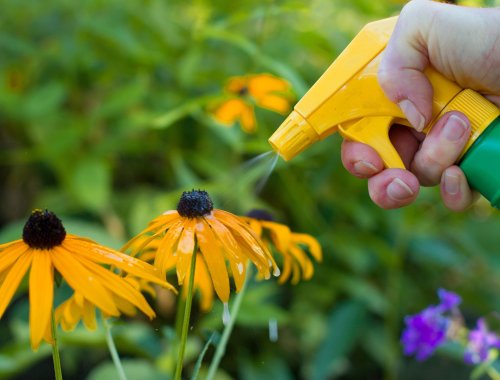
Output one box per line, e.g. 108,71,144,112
378,1,437,132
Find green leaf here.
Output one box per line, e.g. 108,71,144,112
312,301,367,380
71,158,111,212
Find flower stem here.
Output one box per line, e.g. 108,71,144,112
51,311,63,380
174,248,198,380
206,265,250,380
103,317,128,380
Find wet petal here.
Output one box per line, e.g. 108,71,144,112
214,210,269,266
154,221,184,277
196,220,230,303
212,98,247,126
195,255,215,312
29,251,54,349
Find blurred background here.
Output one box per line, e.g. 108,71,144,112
1,0,500,379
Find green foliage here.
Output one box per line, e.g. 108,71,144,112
0,0,499,379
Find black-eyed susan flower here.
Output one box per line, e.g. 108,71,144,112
122,190,279,308
244,209,322,284
211,73,292,133
55,275,158,332
0,209,174,349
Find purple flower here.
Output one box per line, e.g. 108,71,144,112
437,288,461,312
401,305,450,361
464,319,500,365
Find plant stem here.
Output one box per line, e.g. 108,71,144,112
174,248,198,380
206,265,250,380
103,317,128,380
51,311,63,380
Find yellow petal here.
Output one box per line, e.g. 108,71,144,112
291,260,301,285
177,220,196,256
278,254,292,285
29,251,54,350
212,98,248,126
261,221,291,255
214,210,272,271
196,220,230,303
176,219,196,285
247,74,290,99
67,236,175,290
0,239,22,251
76,255,156,319
0,242,28,273
0,251,32,319
289,245,314,280
154,221,184,276
239,105,256,133
291,233,322,261
81,300,97,330
256,94,290,114
120,212,180,252
205,215,243,262
196,255,215,311
246,219,263,238
51,247,119,316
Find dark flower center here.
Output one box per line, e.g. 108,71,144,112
237,86,249,96
22,209,66,249
177,190,214,218
246,209,275,221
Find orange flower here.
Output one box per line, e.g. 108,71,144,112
212,74,292,133
122,190,279,308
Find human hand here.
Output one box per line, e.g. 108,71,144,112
341,0,500,210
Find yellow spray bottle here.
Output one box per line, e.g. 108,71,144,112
268,17,500,207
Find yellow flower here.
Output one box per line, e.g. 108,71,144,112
0,209,174,349
138,244,216,312
122,190,279,307
55,275,158,332
212,73,292,133
244,210,322,284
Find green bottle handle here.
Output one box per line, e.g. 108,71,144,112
460,116,500,208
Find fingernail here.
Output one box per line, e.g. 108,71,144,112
353,160,378,176
387,178,414,200
399,99,426,132
443,172,460,195
443,114,469,142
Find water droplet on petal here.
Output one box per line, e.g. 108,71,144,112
273,267,281,277
237,262,244,274
222,302,231,326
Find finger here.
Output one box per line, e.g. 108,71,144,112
378,0,439,131
440,166,474,211
411,112,470,186
341,140,383,178
389,125,422,168
368,169,420,209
